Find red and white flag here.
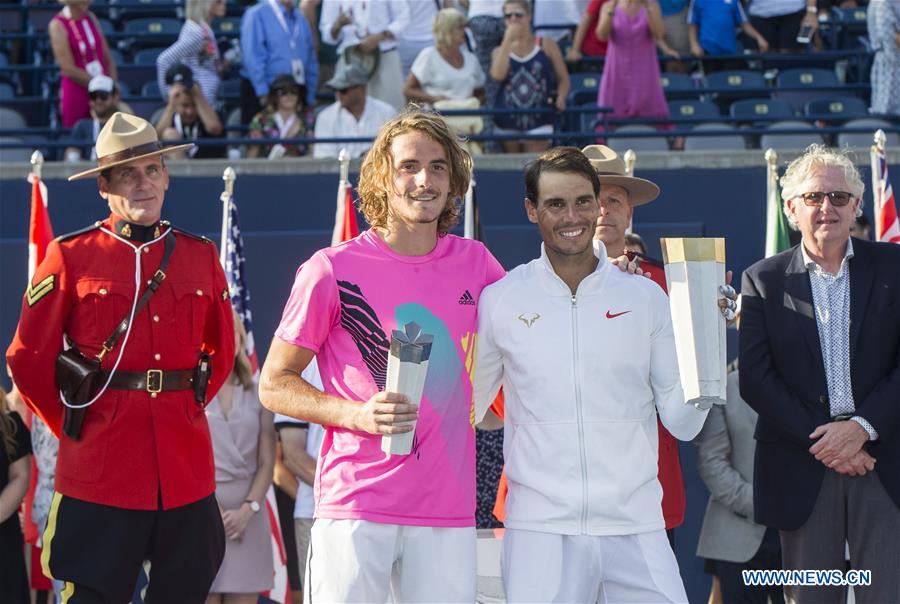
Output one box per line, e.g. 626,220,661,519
872,143,900,244
332,177,360,246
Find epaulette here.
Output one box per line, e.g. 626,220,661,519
163,221,213,244
56,221,103,242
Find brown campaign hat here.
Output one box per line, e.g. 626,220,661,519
581,145,660,207
68,112,193,181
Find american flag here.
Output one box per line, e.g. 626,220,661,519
220,192,290,603
873,145,900,244
221,195,259,372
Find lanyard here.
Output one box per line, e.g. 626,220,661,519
65,12,98,64
268,0,300,51
174,114,200,158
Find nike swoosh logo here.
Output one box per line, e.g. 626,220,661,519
606,310,631,319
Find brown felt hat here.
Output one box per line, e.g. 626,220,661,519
581,145,661,207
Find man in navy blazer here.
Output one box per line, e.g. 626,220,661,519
740,144,900,604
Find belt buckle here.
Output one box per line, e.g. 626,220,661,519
146,369,163,394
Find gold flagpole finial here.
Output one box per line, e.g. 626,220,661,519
874,129,886,151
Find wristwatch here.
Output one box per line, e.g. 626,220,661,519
245,499,260,513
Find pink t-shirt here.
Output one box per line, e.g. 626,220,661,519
275,229,505,526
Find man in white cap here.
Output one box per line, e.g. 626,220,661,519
64,74,132,162
473,146,724,603
7,112,235,602
312,56,396,159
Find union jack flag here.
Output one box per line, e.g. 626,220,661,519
873,145,900,244
221,195,259,372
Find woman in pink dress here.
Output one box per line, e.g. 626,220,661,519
49,0,117,128
596,0,676,124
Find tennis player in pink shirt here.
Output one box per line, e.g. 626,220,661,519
260,110,505,602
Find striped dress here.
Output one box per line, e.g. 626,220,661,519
156,19,222,106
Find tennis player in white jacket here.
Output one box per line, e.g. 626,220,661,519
473,147,719,603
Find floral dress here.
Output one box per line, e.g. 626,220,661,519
249,109,309,157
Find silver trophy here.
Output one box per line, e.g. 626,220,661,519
382,321,433,456
661,238,727,410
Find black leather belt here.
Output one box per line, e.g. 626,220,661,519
102,369,194,394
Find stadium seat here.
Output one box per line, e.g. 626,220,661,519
775,68,841,112
226,106,244,158
704,70,767,100
109,48,126,66
607,125,669,153
141,80,161,99
133,47,166,65
660,72,695,100
683,123,746,151
111,0,184,22
0,106,27,130
212,17,241,37
759,120,824,151
667,99,721,121
0,52,7,68
804,97,869,121
122,18,181,51
97,17,116,35
570,73,601,94
836,119,900,148
729,98,795,122
0,81,14,99
117,81,131,96
0,137,31,162
830,6,868,50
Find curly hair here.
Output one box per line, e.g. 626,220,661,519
357,108,473,237
780,144,865,229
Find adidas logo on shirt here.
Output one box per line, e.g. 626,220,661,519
458,290,475,305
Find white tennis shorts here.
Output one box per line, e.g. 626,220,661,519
304,518,476,603
502,528,689,603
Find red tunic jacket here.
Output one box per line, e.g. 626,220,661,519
7,215,235,510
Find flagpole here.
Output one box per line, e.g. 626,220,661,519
220,166,235,267
623,150,636,234
30,150,43,181
871,129,886,239
333,148,350,246
764,148,778,257
464,176,475,239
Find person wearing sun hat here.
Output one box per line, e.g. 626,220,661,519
582,143,692,552
7,112,235,601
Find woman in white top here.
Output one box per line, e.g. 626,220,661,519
156,0,226,106
404,8,486,105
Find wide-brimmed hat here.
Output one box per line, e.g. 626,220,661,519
582,145,660,207
68,112,192,181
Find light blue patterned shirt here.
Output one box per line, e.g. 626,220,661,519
801,238,877,440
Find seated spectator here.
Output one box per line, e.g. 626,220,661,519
689,0,769,68
247,74,310,159
596,0,674,124
490,0,570,153
155,80,225,159
64,75,131,161
404,8,485,107
312,58,397,159
746,0,818,53
156,0,227,107
566,0,613,62
867,0,899,115
240,0,319,124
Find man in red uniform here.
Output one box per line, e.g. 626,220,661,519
582,144,687,542
7,112,235,602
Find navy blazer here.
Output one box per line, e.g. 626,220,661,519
739,238,900,530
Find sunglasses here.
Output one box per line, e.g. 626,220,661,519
90,92,111,101
504,11,526,19
274,87,300,97
795,191,855,207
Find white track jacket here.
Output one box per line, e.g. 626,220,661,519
474,243,710,536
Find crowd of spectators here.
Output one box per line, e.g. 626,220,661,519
0,0,897,161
